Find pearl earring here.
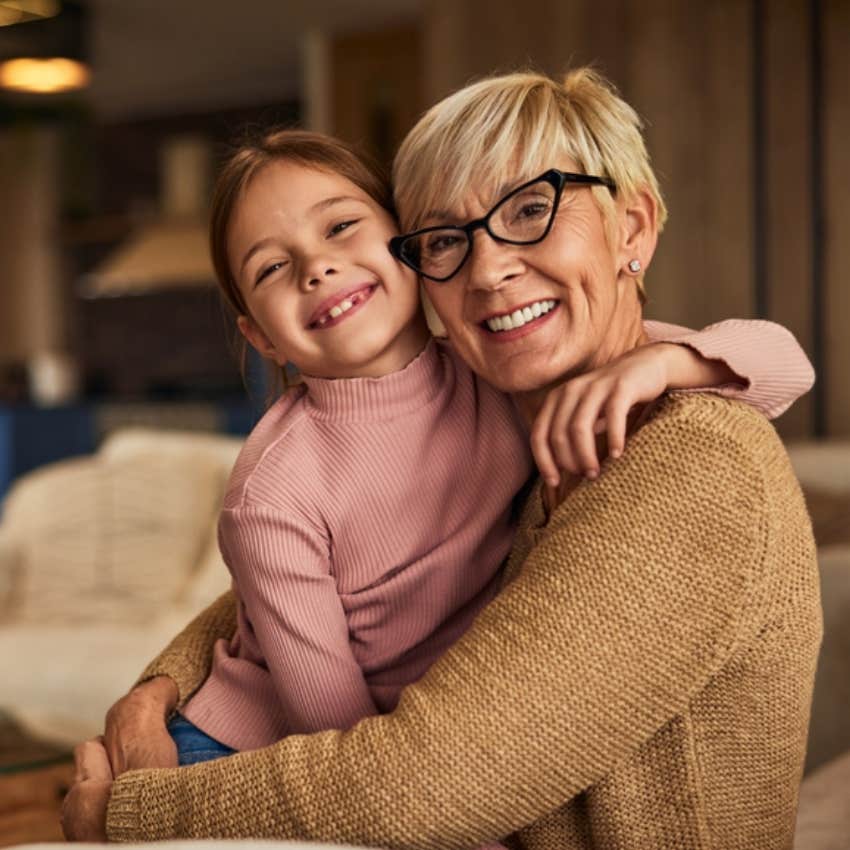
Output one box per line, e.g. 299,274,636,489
628,259,642,273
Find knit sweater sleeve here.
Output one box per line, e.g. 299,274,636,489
134,590,237,705
107,394,769,847
644,318,814,418
218,504,378,732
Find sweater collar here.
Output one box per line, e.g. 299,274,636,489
300,338,444,422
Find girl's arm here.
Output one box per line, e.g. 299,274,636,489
532,318,814,485
219,503,378,736
644,318,815,418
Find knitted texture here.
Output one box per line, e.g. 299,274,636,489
109,393,821,849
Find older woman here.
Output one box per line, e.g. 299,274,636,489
65,68,820,849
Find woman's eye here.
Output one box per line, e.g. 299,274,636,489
256,261,287,285
426,233,463,256
516,201,550,220
328,219,358,237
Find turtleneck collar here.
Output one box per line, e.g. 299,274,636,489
300,338,444,422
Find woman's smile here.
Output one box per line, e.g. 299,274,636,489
479,298,560,342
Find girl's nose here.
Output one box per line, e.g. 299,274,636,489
300,257,339,292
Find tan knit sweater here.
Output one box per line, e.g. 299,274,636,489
107,393,822,850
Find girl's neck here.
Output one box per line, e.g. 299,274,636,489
312,313,432,381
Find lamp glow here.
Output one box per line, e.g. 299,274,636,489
0,0,60,26
0,56,89,92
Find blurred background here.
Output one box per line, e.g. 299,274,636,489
0,2,849,845
0,0,848,488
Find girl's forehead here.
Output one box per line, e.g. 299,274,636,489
246,160,366,205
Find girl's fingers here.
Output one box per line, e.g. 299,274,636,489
604,392,633,460
568,389,608,477
549,386,588,477
530,395,561,487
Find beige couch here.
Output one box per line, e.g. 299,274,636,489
0,430,848,847
0,427,241,745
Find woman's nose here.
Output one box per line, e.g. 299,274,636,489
465,231,523,292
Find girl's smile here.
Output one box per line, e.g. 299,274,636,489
307,282,378,329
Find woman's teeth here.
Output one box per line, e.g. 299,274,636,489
485,299,557,333
315,289,370,327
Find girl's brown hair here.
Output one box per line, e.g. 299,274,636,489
209,128,395,403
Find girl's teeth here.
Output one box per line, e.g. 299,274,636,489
316,289,373,326
485,300,556,333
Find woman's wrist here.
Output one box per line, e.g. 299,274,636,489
133,676,179,716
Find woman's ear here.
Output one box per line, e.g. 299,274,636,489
617,187,659,276
236,315,284,363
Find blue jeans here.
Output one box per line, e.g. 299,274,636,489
167,714,236,766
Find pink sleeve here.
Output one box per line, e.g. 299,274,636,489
643,318,815,419
219,504,378,735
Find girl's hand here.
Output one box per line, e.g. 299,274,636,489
531,342,739,485
60,736,113,842
103,675,180,776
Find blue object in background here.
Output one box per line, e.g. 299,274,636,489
0,404,97,505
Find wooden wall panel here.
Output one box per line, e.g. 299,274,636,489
330,27,423,165
0,128,66,364
764,0,815,439
625,0,754,329
824,0,850,436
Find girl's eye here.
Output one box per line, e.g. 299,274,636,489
328,219,359,237
256,261,287,285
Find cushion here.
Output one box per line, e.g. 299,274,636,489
0,449,222,624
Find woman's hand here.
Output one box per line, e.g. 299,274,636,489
531,342,739,485
60,737,113,841
103,675,180,776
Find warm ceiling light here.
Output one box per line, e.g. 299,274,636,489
0,56,89,91
0,0,60,26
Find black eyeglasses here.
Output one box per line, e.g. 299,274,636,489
389,168,616,283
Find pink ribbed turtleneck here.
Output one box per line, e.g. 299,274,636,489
183,338,532,749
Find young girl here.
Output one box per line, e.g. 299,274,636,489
165,129,812,768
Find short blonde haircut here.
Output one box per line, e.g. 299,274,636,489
393,66,667,261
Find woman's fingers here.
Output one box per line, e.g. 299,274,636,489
73,737,113,784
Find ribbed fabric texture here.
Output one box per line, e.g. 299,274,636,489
111,393,822,849
644,318,815,419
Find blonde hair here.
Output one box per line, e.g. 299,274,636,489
393,67,667,295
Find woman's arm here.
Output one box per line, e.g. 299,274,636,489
105,394,776,845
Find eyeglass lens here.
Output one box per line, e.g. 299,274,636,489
401,176,558,281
